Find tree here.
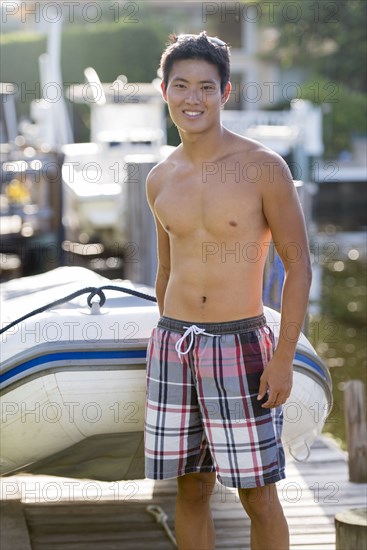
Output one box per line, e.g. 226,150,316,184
257,0,366,93
255,0,366,158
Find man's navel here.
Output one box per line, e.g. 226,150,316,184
201,296,207,304
229,220,237,227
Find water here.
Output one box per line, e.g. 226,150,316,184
307,230,366,449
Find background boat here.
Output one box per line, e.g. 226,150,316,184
62,70,173,253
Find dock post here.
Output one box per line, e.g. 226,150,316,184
125,158,158,286
343,380,367,483
0,500,32,550
335,508,367,550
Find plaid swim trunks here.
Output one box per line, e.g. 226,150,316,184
144,314,285,488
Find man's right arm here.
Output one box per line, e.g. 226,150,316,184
146,167,171,316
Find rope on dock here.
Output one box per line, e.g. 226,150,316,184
146,504,177,547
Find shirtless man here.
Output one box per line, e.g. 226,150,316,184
144,32,312,550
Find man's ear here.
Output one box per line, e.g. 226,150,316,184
160,81,168,102
221,81,232,106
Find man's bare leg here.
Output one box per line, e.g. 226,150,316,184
238,483,289,550
175,472,217,550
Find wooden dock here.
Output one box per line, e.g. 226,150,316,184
1,435,366,550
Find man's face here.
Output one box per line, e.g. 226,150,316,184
161,58,230,133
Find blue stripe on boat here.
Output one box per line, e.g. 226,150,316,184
1,349,326,386
0,350,147,384
294,351,326,380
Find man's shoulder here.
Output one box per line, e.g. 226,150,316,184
146,147,181,206
147,146,180,183
233,133,292,183
228,131,286,166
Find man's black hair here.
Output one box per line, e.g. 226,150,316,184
160,31,230,94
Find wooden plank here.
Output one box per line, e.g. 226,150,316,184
25,502,155,515
291,533,335,543
30,531,174,543
0,500,32,550
7,435,367,550
31,542,174,550
215,521,335,535
0,476,156,504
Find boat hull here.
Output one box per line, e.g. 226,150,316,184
0,267,332,480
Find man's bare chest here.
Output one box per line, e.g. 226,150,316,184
154,175,264,239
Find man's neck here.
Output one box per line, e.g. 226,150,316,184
178,124,227,165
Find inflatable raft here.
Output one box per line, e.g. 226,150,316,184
0,267,332,481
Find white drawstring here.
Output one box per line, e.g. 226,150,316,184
175,324,217,360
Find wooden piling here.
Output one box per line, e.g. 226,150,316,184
343,380,367,483
0,500,32,550
335,508,367,550
125,159,158,286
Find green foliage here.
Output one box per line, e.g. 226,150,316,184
257,0,366,93
300,76,367,158
0,32,47,119
60,21,166,84
254,0,367,158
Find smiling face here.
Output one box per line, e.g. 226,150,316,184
161,58,230,135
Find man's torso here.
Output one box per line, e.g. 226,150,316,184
152,135,274,322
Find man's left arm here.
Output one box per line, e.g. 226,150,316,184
258,154,312,408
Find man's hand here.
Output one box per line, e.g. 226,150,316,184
257,356,293,409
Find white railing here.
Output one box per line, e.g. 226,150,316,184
221,100,323,156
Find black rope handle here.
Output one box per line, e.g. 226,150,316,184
0,285,157,336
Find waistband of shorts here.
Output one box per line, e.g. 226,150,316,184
157,313,267,335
